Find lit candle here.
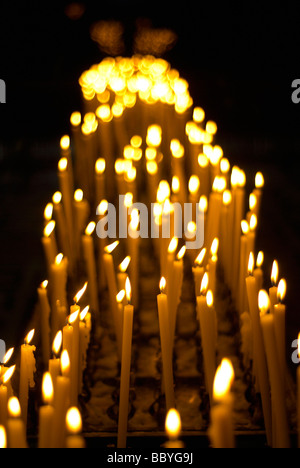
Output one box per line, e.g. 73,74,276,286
65,407,85,448
205,177,225,253
274,279,287,384
209,359,235,449
7,397,27,449
157,277,175,412
208,238,219,298
238,221,249,314
253,172,264,224
103,241,120,356
50,253,68,338
196,278,217,403
128,210,140,309
254,251,264,291
117,278,134,449
169,246,186,348
37,280,51,365
42,220,58,276
95,158,106,206
166,237,178,294
19,329,36,427
52,350,71,448
58,157,74,238
231,168,246,299
38,372,54,448
0,426,6,448
79,306,91,393
164,409,184,448
269,260,279,314
74,189,90,258
52,191,71,266
220,190,232,279
245,253,272,446
117,256,131,293
259,290,290,448
82,222,99,313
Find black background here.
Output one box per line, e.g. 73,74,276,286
0,1,300,372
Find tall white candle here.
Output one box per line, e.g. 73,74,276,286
38,372,54,448
19,330,36,427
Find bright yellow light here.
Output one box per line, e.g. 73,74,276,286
168,237,178,254
74,189,84,203
206,121,218,135
165,409,182,440
160,277,167,293
74,282,88,304
3,348,14,365
249,214,257,231
55,253,64,266
248,252,255,275
70,112,82,127
206,290,214,307
223,190,232,206
0,426,6,448
97,200,109,215
199,196,208,213
44,203,53,221
125,277,132,302
177,246,186,260
249,193,257,211
146,125,162,147
2,365,16,385
200,272,209,295
172,176,180,194
277,279,287,302
58,158,68,172
195,248,206,266
271,260,279,286
146,161,158,175
193,107,205,123
53,191,62,205
119,256,131,273
42,372,54,405
85,221,96,236
25,329,35,345
44,220,56,238
80,306,90,321
95,158,106,174
66,407,82,435
258,290,270,316
220,158,230,174
61,350,70,377
8,397,21,418
198,154,209,168
60,135,70,151
256,251,264,268
241,220,249,235
52,331,62,356
116,290,126,303
213,359,235,400
188,175,200,195
255,172,264,189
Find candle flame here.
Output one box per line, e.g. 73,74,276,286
41,280,48,289
58,157,68,172
210,238,219,257
52,331,62,356
74,282,88,304
165,409,182,440
8,397,21,418
44,220,56,238
168,237,178,254
248,252,255,276
195,248,206,267
116,290,126,303
172,176,180,194
256,251,264,268
249,214,257,231
80,305,90,321
104,240,119,254
199,196,208,213
55,253,64,266
70,111,81,127
249,193,257,211
60,135,70,151
200,272,209,295
258,290,270,316
277,279,287,302
255,172,264,189
2,365,16,385
3,347,14,365
213,359,235,400
118,256,131,273
74,189,84,202
85,221,96,236
125,277,132,302
97,200,109,216
160,277,166,293
271,260,279,286
25,329,35,345
177,246,186,261
52,191,62,205
95,158,106,174
44,203,53,221
66,407,82,434
223,190,232,206
61,350,70,377
206,290,214,307
188,175,200,195
42,372,54,405
241,220,249,235
69,309,80,325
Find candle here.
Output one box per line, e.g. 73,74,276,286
259,290,290,448
205,177,225,253
164,409,184,448
209,359,235,449
52,350,71,448
128,210,140,309
82,222,99,313
117,256,131,292
269,260,279,314
231,168,246,299
117,278,134,449
19,329,36,427
192,248,206,298
37,280,51,365
42,220,58,276
157,277,175,412
7,397,27,449
0,366,15,429
220,190,232,278
166,237,178,294
196,278,217,403
274,279,287,384
253,172,264,224
238,221,249,314
38,372,54,448
254,251,264,291
79,306,91,393
74,189,90,258
245,254,272,446
50,253,68,338
95,158,106,206
208,238,219,298
52,191,71,266
58,157,74,238
65,407,85,448
169,246,186,349
103,241,120,355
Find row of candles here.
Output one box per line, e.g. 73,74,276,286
1,54,297,448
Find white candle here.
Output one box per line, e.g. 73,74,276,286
82,222,99,314
103,241,120,358
259,290,290,448
117,278,134,449
269,260,279,314
19,330,36,427
52,350,71,448
49,331,62,398
192,248,206,297
0,365,15,429
50,254,68,339
157,277,175,412
169,246,186,349
274,279,287,384
37,280,51,365
38,372,54,448
7,397,27,448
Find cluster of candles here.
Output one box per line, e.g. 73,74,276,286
0,54,297,449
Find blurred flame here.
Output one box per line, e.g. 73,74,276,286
104,240,119,254
74,282,88,304
52,331,62,356
66,407,82,434
119,256,131,273
42,372,54,405
160,277,166,293
8,397,21,418
165,409,181,440
271,260,279,286
25,329,35,345
125,277,132,302
258,290,270,316
213,359,235,400
277,279,287,302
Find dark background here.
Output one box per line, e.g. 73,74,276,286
0,1,300,372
